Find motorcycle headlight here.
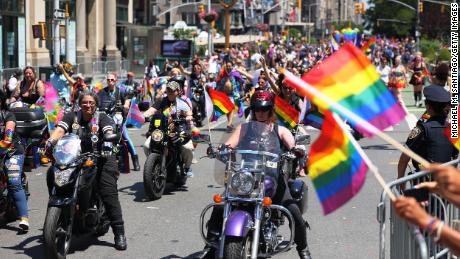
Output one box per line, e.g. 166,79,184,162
151,129,164,142
230,171,255,196
54,168,75,187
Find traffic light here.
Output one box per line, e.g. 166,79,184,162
198,4,205,14
441,5,445,14
419,2,423,13
361,2,366,14
355,3,361,14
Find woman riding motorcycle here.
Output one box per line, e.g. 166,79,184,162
9,66,45,106
0,90,29,231
202,91,312,259
44,92,127,250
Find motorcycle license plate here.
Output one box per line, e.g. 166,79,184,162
154,119,161,127
266,161,278,169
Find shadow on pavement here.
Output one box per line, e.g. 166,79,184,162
119,182,147,202
362,144,398,151
1,233,45,259
68,235,114,254
160,251,203,259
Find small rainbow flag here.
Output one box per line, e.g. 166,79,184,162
125,98,145,128
91,82,104,93
0,140,13,155
274,96,299,129
308,111,368,214
283,42,406,137
208,88,235,121
361,37,376,52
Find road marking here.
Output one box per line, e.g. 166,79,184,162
389,161,398,165
146,206,159,210
405,113,418,130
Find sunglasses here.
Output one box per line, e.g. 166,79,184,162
254,106,271,113
107,79,116,82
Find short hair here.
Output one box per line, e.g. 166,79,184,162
434,62,449,82
78,91,99,107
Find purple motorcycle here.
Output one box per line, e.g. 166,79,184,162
200,121,308,259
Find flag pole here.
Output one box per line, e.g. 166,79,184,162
333,113,397,202
281,68,430,169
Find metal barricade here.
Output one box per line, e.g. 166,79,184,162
377,159,460,259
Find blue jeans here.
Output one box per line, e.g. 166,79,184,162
5,154,28,218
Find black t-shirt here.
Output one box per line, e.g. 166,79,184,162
57,111,114,153
97,88,128,114
0,111,24,155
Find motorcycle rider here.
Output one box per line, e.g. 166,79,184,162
123,72,141,100
98,73,141,171
201,91,312,259
143,78,194,177
44,91,127,250
0,90,29,231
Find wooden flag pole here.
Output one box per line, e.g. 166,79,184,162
280,68,430,169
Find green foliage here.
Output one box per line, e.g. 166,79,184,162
173,29,197,40
364,0,417,37
438,48,451,61
197,45,207,57
288,28,302,40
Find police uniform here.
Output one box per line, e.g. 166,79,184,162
405,86,458,171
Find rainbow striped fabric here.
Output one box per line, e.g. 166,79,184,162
444,125,460,151
285,42,406,137
274,96,299,129
308,111,368,215
208,88,235,121
0,140,13,155
361,37,376,52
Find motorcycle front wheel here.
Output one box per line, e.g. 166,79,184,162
143,153,166,200
43,206,73,259
224,236,252,259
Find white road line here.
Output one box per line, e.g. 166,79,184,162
405,113,418,130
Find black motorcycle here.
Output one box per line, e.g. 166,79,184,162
43,133,117,259
143,113,190,200
191,83,206,127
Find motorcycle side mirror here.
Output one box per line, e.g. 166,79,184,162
295,134,310,145
103,133,119,142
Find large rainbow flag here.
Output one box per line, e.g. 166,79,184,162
274,96,299,129
208,88,235,121
308,111,369,214
283,42,406,137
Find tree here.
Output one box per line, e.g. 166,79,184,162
364,0,417,37
419,2,450,42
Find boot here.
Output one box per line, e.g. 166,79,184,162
132,155,140,171
112,224,127,250
297,247,312,259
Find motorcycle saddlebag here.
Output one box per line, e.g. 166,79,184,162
9,107,47,138
288,179,308,214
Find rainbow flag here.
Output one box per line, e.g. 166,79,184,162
304,111,324,129
283,42,406,137
0,140,13,155
125,98,145,128
208,88,235,121
361,37,376,52
274,96,299,129
308,111,369,214
444,123,460,150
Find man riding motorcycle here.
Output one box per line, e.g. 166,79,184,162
201,91,312,259
143,78,194,177
44,92,127,250
98,73,141,171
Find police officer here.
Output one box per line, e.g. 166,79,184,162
397,85,458,180
98,73,141,171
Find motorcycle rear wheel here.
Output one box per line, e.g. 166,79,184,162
43,206,73,259
143,153,166,200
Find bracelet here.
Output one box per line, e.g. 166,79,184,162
423,218,437,234
433,221,444,243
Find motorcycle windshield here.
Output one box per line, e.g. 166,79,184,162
54,134,82,166
213,121,280,185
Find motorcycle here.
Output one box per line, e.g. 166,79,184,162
200,121,309,259
191,83,206,127
43,133,117,259
143,113,190,200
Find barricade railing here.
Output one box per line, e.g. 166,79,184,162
377,159,460,259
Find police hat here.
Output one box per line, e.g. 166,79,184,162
423,85,450,103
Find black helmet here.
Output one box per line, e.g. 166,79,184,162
168,75,186,89
250,90,274,110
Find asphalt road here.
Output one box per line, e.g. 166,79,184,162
0,92,424,259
